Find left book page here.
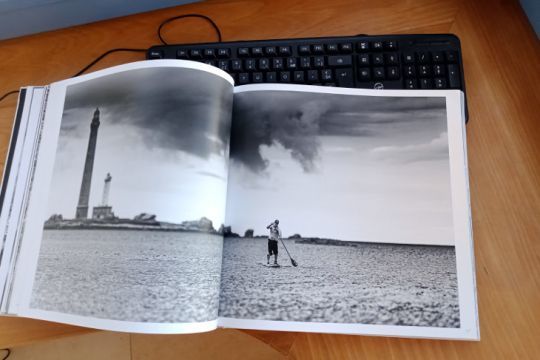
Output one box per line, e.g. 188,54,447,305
0,60,234,333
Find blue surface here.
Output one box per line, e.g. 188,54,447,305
520,0,540,36
0,0,199,40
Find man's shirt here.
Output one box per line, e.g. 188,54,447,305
268,224,281,240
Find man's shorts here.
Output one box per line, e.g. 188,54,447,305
268,239,278,255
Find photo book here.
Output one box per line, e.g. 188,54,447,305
0,60,478,340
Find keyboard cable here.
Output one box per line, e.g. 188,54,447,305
0,13,222,104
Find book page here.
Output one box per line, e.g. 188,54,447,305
219,85,478,340
8,60,234,333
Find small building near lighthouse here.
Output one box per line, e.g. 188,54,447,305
92,173,116,220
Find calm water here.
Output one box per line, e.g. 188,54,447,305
219,238,459,327
31,230,222,323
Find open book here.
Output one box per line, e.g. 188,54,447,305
0,60,478,340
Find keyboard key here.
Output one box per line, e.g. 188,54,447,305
312,44,324,54
358,54,370,66
387,66,400,79
279,46,291,55
307,70,319,82
203,60,216,66
238,48,250,57
298,45,310,55
403,52,415,64
357,41,369,51
328,55,352,67
358,68,371,81
149,50,163,59
419,78,433,89
231,59,242,71
190,49,202,59
447,64,461,88
372,41,383,50
373,67,385,80
434,77,447,88
265,46,277,56
286,57,298,69
385,53,399,65
419,65,430,77
279,71,291,82
339,43,353,53
259,58,270,70
238,73,250,84
204,49,216,58
326,44,339,53
176,49,188,59
446,51,458,62
293,71,305,83
433,64,445,76
404,65,416,77
217,48,230,58
245,59,256,71
321,69,333,82
300,57,311,69
432,51,445,63
417,52,431,64
266,72,277,82
336,68,354,87
384,40,397,50
252,47,263,56
373,54,384,65
313,56,325,68
252,72,264,83
218,60,229,71
405,78,417,89
272,58,284,70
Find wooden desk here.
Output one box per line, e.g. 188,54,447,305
0,0,539,358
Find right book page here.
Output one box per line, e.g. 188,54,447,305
219,85,478,340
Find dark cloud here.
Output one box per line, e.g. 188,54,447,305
61,66,233,158
230,90,446,173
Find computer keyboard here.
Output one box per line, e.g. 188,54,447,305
147,34,468,118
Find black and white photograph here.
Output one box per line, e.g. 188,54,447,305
29,64,233,323
219,88,460,328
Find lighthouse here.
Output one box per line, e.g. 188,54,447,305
75,108,100,219
92,173,115,220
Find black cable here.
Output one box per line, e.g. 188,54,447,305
0,348,10,360
157,13,222,45
0,90,19,103
72,48,146,77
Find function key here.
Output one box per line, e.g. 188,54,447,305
298,45,311,55
231,59,242,71
321,69,333,82
326,44,338,53
217,48,230,58
176,49,188,59
190,49,203,59
258,58,270,70
203,59,216,66
384,40,397,50
293,71,305,83
312,44,325,54
272,58,284,69
300,57,311,68
417,52,431,64
252,47,263,56
286,57,298,69
339,43,353,53
245,59,256,71
238,48,250,57
357,41,369,51
385,53,399,65
372,41,383,50
432,51,445,63
446,51,458,63
278,46,292,56
204,49,216,58
217,60,229,71
279,71,291,82
149,50,163,59
403,52,415,64
313,56,325,68
265,46,277,56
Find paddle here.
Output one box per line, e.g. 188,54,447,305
279,237,298,267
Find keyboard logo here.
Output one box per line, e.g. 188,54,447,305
374,82,384,90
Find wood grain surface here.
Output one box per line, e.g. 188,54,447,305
0,0,539,358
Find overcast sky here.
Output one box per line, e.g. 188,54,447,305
226,90,455,246
46,66,233,227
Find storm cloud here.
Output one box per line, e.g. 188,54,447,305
230,90,447,173
61,66,233,159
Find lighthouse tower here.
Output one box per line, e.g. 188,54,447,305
75,108,100,219
92,173,115,220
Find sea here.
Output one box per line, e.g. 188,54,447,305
219,237,460,328
30,229,223,323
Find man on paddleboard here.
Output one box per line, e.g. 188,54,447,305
266,219,281,265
